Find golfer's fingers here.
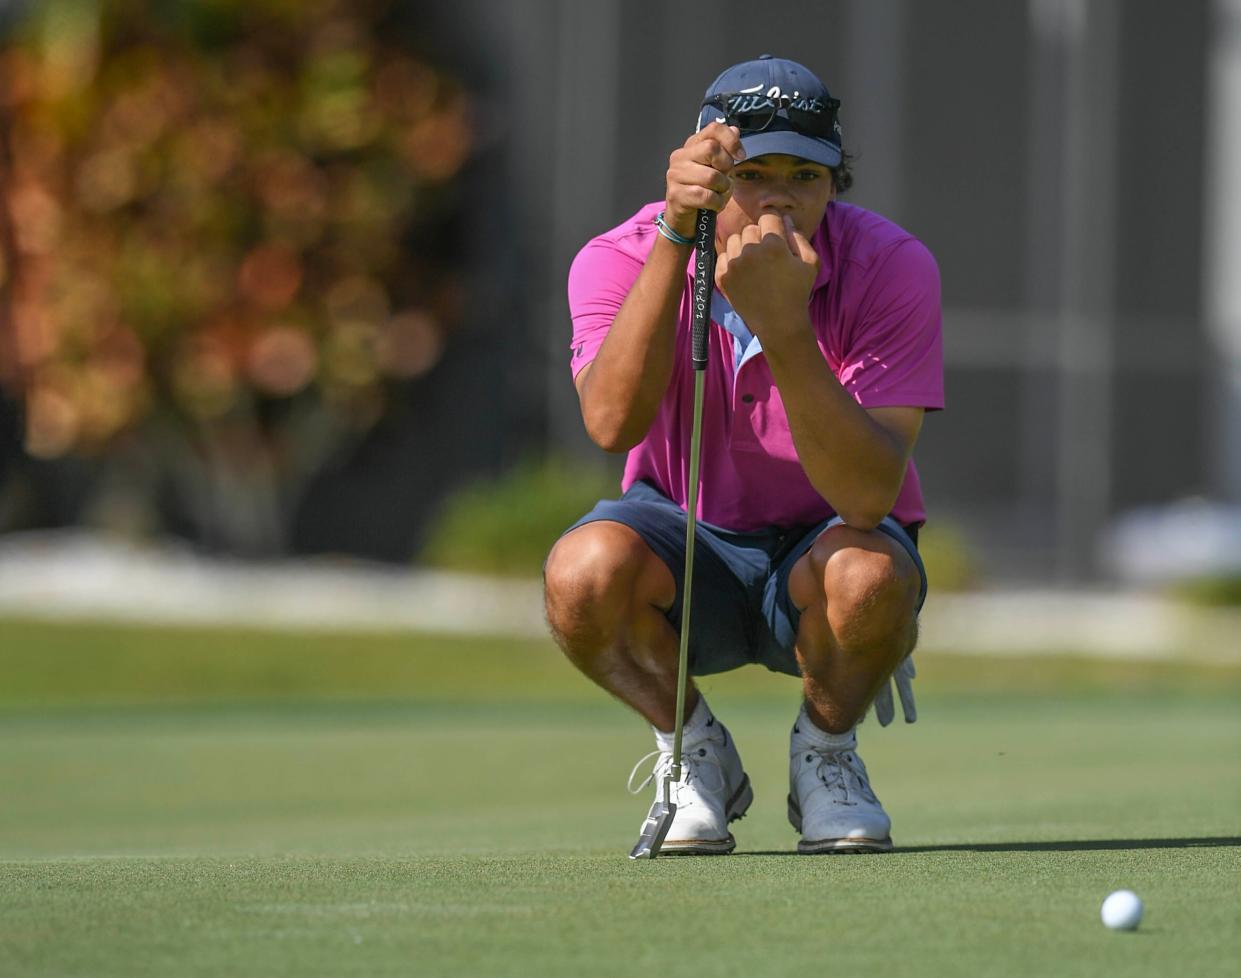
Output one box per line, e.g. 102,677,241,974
678,161,732,196
670,145,732,184
667,166,731,214
678,125,742,175
693,122,745,163
667,127,737,216
756,212,788,246
784,213,819,263
738,222,764,247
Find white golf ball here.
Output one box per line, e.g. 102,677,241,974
1100,890,1143,930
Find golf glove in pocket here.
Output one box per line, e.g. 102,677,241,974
873,653,917,725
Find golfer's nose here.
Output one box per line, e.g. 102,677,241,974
757,181,796,213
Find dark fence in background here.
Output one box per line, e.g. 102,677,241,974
471,0,1219,582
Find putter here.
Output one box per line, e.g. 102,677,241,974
628,204,715,860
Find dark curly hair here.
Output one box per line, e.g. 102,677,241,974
830,149,855,194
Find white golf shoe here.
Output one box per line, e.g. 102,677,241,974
787,715,893,854
628,713,752,855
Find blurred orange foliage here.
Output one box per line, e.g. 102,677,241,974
0,0,472,464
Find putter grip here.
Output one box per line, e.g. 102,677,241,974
691,208,715,370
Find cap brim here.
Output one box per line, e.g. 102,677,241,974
739,129,841,168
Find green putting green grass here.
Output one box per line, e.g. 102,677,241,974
1,616,1239,977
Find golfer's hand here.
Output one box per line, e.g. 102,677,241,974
663,123,745,239
715,213,819,337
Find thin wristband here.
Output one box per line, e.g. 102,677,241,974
653,210,694,246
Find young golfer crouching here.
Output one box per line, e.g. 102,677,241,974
544,55,942,855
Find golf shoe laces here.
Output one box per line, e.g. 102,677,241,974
800,749,875,808
626,746,726,802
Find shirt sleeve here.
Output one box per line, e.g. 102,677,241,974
566,236,646,380
838,238,945,410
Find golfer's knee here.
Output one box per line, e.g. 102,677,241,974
543,524,657,638
814,530,917,640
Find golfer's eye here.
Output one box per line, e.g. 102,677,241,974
733,170,760,182
794,169,822,181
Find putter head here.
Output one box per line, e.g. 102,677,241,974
628,795,677,860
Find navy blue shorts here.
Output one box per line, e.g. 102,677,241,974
563,480,927,678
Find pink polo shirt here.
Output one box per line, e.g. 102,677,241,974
566,200,944,531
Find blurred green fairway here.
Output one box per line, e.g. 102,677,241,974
1,618,1239,977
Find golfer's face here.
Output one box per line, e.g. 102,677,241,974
716,153,834,245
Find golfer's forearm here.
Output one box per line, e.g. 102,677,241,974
764,330,907,528
579,237,690,452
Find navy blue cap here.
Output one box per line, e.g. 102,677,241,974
697,55,843,168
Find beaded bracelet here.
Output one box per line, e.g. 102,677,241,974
653,211,695,246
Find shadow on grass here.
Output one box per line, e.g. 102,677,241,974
738,836,1241,856
898,836,1241,853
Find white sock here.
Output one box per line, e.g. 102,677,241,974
791,703,856,752
654,696,714,752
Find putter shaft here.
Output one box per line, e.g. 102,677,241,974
670,368,705,785
632,207,714,861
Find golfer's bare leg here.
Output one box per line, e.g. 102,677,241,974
787,524,920,734
544,521,695,732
